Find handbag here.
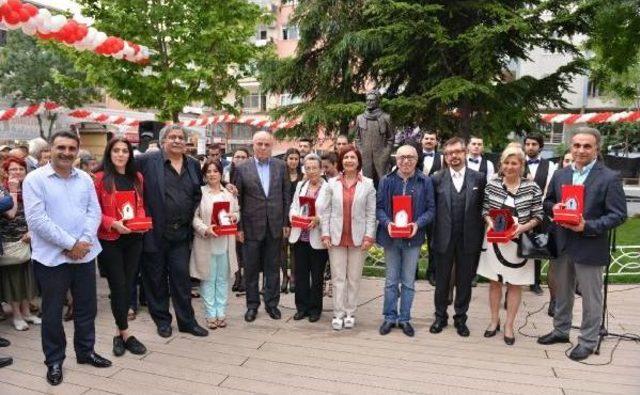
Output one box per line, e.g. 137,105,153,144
517,232,555,260
0,240,31,266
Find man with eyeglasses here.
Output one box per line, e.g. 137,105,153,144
377,145,435,337
136,125,209,339
538,127,626,361
429,137,486,337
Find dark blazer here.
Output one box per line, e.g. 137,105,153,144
430,168,486,255
544,161,627,266
235,158,291,241
136,150,203,252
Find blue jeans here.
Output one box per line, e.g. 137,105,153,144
201,253,229,319
382,242,420,323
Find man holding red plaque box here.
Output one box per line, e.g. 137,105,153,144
538,127,627,361
377,145,435,337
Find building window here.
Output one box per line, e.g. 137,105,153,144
242,92,267,111
587,78,601,98
282,25,299,41
256,26,267,40
279,93,302,106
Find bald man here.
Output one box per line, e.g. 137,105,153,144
235,131,291,322
376,145,435,336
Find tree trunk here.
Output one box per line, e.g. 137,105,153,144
46,112,58,140
36,114,45,139
172,111,180,123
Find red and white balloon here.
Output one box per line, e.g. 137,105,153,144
0,0,149,64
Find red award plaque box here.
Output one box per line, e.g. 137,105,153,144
114,191,153,232
211,201,237,236
487,208,517,243
291,196,316,229
390,195,413,238
553,185,584,226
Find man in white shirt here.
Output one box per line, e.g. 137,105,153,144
524,133,556,296
419,130,443,285
467,136,495,181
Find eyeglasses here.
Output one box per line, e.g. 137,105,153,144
443,149,465,157
572,143,594,150
397,155,418,162
166,135,185,142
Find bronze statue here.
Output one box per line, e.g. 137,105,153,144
355,91,394,183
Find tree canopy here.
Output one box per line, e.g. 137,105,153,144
259,0,591,145
0,31,100,139
71,0,266,122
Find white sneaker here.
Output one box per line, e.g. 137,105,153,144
13,317,28,331
344,316,355,329
23,315,41,325
331,317,343,331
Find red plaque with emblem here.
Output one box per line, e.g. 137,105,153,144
292,196,316,229
211,201,237,236
487,208,517,243
390,195,413,238
553,184,584,226
114,191,153,232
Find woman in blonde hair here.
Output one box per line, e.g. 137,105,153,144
477,146,543,345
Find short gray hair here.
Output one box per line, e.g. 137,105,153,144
571,126,601,148
303,153,322,168
159,125,189,142
28,137,49,158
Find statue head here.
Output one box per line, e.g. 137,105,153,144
365,91,380,110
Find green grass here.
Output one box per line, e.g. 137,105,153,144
616,217,640,245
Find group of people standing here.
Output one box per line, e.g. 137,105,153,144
0,123,627,386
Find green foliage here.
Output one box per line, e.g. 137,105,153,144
259,0,589,146
71,0,266,122
0,31,100,139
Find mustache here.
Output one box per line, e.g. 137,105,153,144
57,154,75,160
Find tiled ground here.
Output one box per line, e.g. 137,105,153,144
1,276,639,394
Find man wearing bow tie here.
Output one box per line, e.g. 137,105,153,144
524,133,556,296
466,136,495,181
419,131,443,285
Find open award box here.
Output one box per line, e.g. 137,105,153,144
390,195,413,238
114,191,153,232
486,208,516,243
291,196,315,228
553,184,584,226
211,201,237,236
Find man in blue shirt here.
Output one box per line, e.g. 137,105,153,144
23,131,111,386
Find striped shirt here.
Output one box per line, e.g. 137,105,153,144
482,178,544,224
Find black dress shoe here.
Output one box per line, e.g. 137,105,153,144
180,325,209,337
124,336,147,355
46,363,62,385
266,307,282,320
504,335,515,346
569,344,593,361
483,322,500,338
399,322,415,337
429,319,447,334
293,311,308,320
547,299,556,317
245,309,257,322
379,321,395,335
77,352,112,368
157,325,172,338
113,335,126,357
530,284,544,295
537,332,570,345
308,314,320,323
0,356,12,368
454,322,470,337
0,337,10,347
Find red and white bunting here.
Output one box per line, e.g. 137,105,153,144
0,0,149,64
0,102,61,121
540,111,640,124
179,114,301,130
0,102,139,127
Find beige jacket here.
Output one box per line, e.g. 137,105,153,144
189,185,239,280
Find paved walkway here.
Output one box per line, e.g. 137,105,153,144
1,277,639,394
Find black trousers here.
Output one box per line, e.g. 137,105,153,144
33,260,96,366
99,236,143,330
425,226,436,279
243,231,281,310
434,239,477,323
141,239,196,330
534,259,542,286
293,241,328,315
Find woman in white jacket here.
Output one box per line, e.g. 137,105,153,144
321,147,376,330
190,160,239,330
289,154,329,323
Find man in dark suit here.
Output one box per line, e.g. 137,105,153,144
524,133,556,295
235,131,291,322
430,137,486,337
538,127,627,361
137,125,208,338
419,130,443,285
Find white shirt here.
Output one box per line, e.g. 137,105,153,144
422,150,437,175
449,167,466,193
467,155,495,181
526,155,556,197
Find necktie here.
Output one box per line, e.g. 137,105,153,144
527,159,540,165
423,152,434,158
468,157,480,164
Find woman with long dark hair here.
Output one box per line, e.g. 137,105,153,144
282,148,303,293
94,137,149,356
